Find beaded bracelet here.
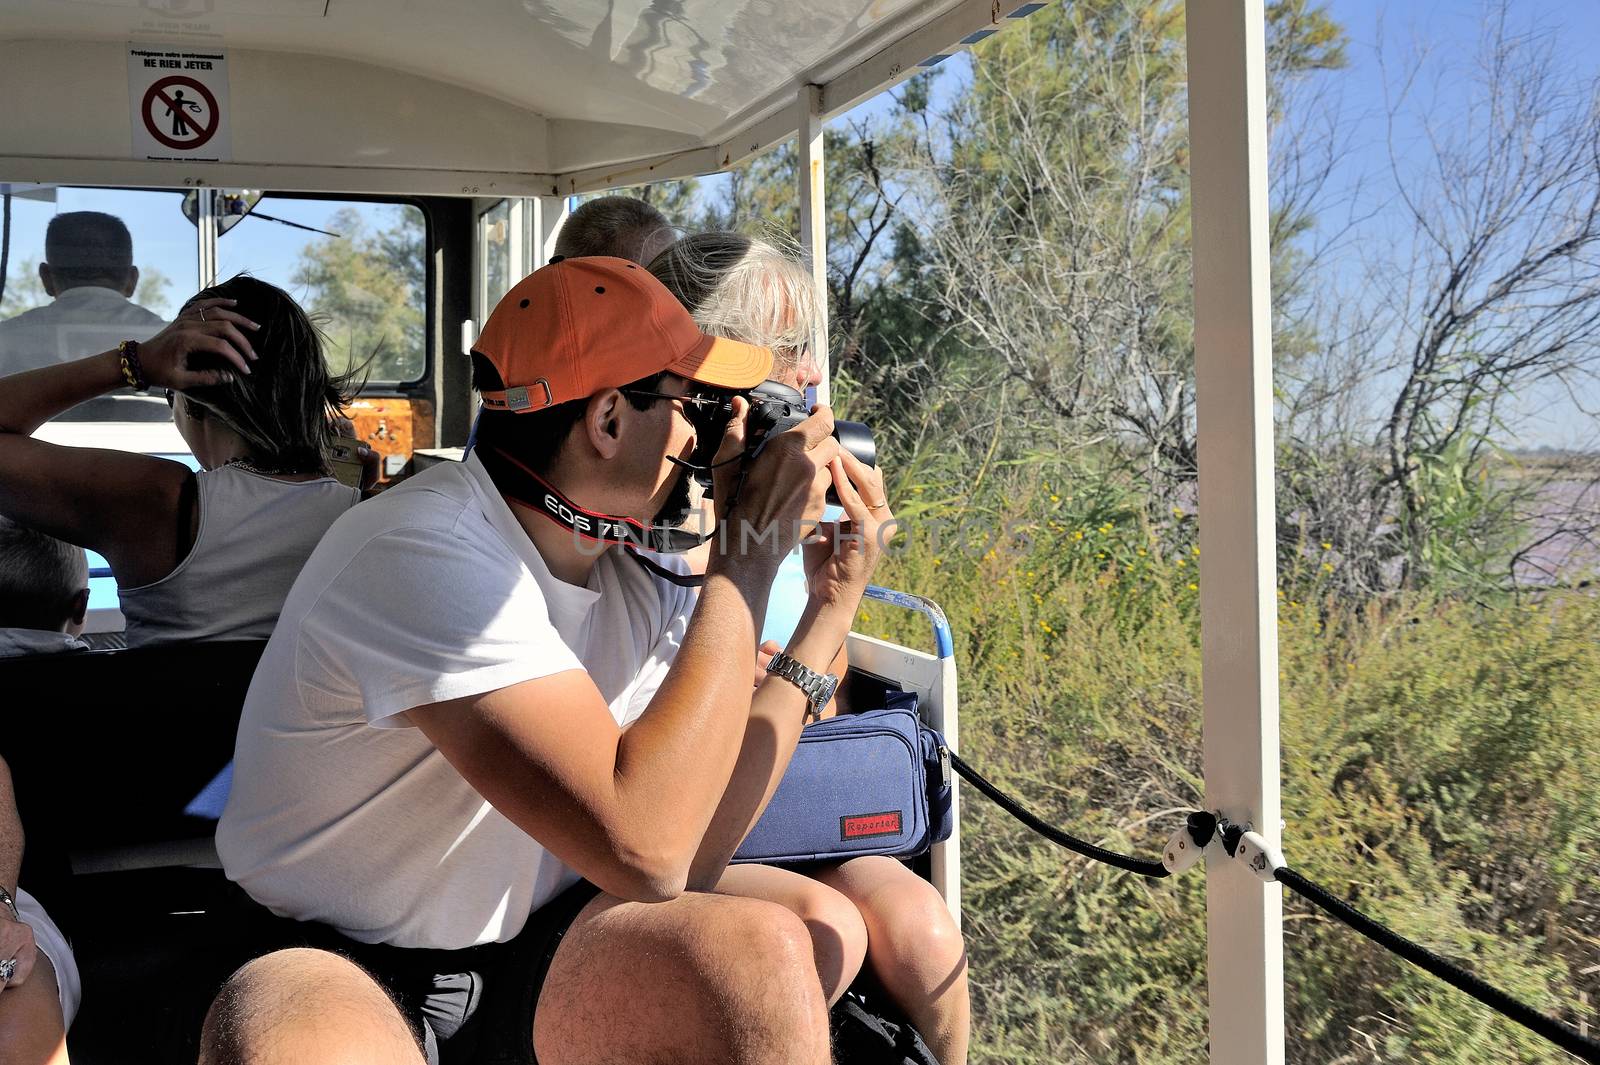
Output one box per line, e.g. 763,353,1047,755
117,339,149,392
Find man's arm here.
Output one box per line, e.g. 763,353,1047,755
410,558,778,903
683,600,853,888
684,448,894,886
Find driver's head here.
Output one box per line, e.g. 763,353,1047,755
470,257,773,520
41,211,139,298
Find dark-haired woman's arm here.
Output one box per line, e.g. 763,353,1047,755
0,300,258,586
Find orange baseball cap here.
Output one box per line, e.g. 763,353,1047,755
474,256,773,412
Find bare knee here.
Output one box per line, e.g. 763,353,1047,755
199,948,424,1065
691,900,832,1062
866,881,967,1001
537,894,832,1065
700,898,821,1001
882,886,964,969
783,880,868,998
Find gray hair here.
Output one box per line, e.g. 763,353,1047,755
554,196,676,265
0,515,87,631
646,232,823,377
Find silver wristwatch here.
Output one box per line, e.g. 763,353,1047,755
765,651,839,724
0,885,19,922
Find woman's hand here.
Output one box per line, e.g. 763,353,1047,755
801,449,896,612
138,297,260,391
755,639,783,687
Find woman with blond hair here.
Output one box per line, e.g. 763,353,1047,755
651,232,971,1065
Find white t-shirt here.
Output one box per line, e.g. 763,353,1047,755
216,452,695,950
0,286,165,376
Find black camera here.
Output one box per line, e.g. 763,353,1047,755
683,381,876,504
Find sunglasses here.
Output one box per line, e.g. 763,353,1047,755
619,388,727,418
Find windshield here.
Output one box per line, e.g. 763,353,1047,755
0,186,195,445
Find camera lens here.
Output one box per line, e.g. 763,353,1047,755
833,420,876,470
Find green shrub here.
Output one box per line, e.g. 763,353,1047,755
862,457,1600,1063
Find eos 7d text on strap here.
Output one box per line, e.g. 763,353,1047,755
477,445,712,567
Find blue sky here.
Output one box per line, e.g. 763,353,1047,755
1291,1,1600,448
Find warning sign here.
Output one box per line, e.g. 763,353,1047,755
128,44,231,162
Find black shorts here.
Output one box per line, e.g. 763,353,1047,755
215,879,601,1065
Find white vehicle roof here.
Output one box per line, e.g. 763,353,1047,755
0,0,1034,196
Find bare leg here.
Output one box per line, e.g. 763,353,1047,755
815,856,970,1065
715,863,868,1005
534,890,833,1065
198,948,426,1065
0,952,69,1065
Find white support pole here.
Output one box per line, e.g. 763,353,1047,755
195,188,219,289
797,84,831,406
533,194,569,268
507,197,528,284
1185,4,1285,1065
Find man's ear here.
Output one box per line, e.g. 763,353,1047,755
68,588,90,632
583,389,625,460
39,262,57,298
123,265,141,299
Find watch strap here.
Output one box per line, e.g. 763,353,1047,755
765,651,839,723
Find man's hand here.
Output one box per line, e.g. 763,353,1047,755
710,402,840,571
801,448,896,612
0,912,36,993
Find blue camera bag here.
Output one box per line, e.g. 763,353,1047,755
733,691,953,865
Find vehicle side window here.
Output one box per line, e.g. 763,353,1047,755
479,198,513,323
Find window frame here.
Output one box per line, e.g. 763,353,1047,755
208,188,437,391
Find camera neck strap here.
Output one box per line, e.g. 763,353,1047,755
477,446,711,586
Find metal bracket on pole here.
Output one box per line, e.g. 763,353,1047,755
797,83,831,407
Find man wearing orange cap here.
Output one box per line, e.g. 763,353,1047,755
202,257,893,1065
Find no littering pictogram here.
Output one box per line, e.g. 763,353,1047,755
142,75,219,151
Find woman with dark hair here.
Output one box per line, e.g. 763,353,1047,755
0,275,361,647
